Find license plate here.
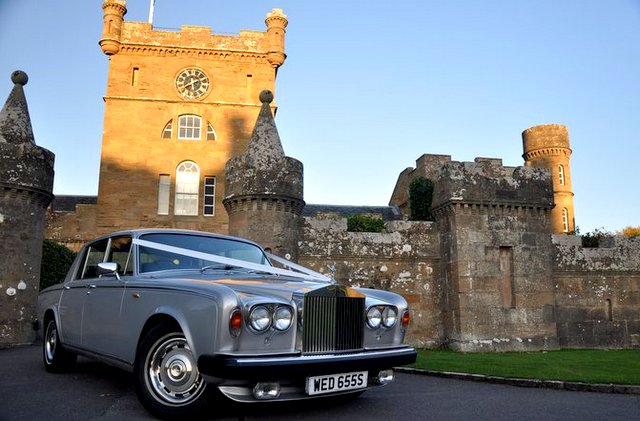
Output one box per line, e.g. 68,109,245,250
306,371,368,396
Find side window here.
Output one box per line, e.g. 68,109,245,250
79,239,109,279
107,236,133,275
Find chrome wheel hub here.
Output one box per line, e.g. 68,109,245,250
45,323,57,363
147,335,205,405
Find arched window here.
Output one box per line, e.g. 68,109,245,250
174,161,199,215
206,122,217,141
178,115,202,140
558,164,565,186
162,120,173,139
562,208,569,232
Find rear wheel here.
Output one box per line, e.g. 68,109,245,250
134,324,210,419
43,317,77,373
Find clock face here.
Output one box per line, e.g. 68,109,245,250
175,68,210,99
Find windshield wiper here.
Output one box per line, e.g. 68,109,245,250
200,264,239,273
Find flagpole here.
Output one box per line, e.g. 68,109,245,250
148,0,155,24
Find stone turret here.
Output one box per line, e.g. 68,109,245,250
522,124,575,233
429,156,557,351
223,90,304,260
0,71,55,346
99,0,127,55
265,8,288,68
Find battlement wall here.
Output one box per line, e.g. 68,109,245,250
552,235,640,348
431,157,554,210
553,234,640,271
120,22,269,54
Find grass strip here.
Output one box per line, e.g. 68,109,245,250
412,349,640,385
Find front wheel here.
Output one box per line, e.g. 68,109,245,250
43,317,77,373
134,325,210,419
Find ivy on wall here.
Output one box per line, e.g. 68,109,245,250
409,176,434,221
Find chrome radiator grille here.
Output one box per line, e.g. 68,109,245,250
302,295,365,354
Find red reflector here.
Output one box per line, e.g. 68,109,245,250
230,309,242,335
401,310,410,327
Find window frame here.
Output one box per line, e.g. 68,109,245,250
162,120,173,139
562,207,569,232
174,161,200,216
206,122,217,141
178,115,202,140
158,174,170,215
203,176,216,216
558,164,565,186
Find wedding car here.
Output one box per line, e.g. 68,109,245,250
37,229,416,419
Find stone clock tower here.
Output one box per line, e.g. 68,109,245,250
94,0,287,234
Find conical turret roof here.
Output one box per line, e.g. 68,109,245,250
244,90,285,169
0,71,35,145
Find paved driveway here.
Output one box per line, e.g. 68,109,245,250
1,345,638,421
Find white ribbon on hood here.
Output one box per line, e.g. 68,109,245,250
133,238,333,283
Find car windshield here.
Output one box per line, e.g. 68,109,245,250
138,233,269,273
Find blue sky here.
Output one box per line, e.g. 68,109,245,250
1,1,639,233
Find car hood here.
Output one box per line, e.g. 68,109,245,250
138,271,332,301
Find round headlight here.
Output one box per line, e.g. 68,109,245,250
273,306,293,331
382,307,398,328
367,306,382,329
249,306,271,332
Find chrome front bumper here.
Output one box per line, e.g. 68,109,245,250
198,346,417,380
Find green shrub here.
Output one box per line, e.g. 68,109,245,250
409,176,434,221
40,240,77,290
581,228,610,248
347,214,385,233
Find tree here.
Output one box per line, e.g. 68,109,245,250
40,240,77,290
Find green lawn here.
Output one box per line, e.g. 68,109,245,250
412,349,640,385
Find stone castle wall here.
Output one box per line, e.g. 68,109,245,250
552,235,640,348
298,214,640,351
429,157,558,351
299,156,639,352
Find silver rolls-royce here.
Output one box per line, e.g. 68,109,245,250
38,229,416,419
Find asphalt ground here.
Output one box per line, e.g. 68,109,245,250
1,344,639,421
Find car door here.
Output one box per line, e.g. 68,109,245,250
81,235,133,358
58,238,110,348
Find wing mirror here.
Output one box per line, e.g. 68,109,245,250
97,262,121,280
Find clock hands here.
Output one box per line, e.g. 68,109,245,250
182,77,199,90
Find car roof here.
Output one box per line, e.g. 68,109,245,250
84,228,263,248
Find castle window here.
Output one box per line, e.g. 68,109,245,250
206,122,217,141
175,161,199,215
203,176,216,216
132,67,139,86
157,174,170,215
162,120,173,139
558,164,565,185
178,115,202,140
562,208,569,232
